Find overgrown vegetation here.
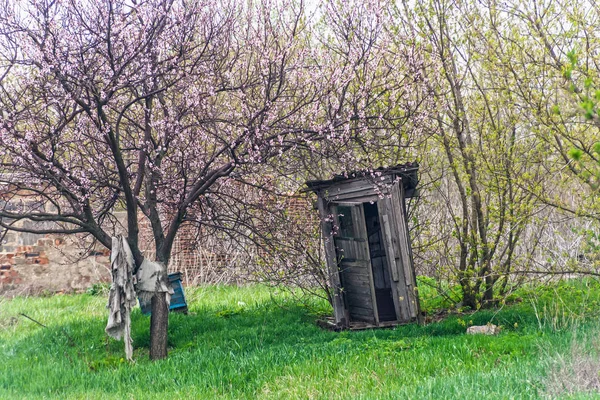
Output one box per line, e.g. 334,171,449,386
2,280,600,399
3,0,600,360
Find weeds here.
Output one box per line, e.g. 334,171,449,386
545,331,600,398
86,283,110,297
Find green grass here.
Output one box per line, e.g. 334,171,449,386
2,281,600,399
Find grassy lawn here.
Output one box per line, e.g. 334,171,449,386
2,281,600,399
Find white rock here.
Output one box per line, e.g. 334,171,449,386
466,324,500,335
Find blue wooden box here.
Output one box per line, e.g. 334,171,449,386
139,272,188,315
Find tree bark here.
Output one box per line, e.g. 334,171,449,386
460,280,478,310
149,292,169,360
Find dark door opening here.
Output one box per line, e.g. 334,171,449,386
363,202,397,322
333,203,377,324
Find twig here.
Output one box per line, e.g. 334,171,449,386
19,313,47,328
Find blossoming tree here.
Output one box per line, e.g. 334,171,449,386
0,0,426,359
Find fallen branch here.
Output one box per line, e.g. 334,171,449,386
19,313,47,328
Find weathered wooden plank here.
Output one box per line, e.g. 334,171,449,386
323,177,392,198
339,262,369,275
317,196,348,327
377,201,403,323
334,238,370,263
348,320,406,330
380,196,411,321
350,315,375,324
342,274,370,286
401,194,423,324
392,187,413,287
341,270,370,282
345,293,374,309
331,204,371,262
344,284,373,304
342,284,373,298
338,259,370,269
326,191,381,203
349,305,375,315
342,274,371,288
334,237,367,243
333,238,353,261
351,206,367,261
391,182,420,321
343,275,374,309
330,202,379,325
329,178,376,192
352,204,379,326
381,214,399,282
349,305,376,321
342,273,371,288
339,260,364,268
349,305,375,314
326,185,376,198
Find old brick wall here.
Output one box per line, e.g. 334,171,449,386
0,193,319,295
0,231,111,296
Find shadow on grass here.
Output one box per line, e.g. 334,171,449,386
11,294,534,362
12,300,415,359
6,280,600,398
2,292,575,399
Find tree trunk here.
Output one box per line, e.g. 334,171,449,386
150,291,169,360
482,274,495,307
460,281,478,310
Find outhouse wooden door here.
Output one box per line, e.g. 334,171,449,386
377,181,420,321
332,203,379,325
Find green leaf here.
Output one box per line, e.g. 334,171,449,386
562,65,573,79
582,98,594,111
593,142,600,155
581,98,596,119
567,49,578,65
568,147,583,161
569,83,577,92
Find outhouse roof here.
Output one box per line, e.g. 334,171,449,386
305,162,419,197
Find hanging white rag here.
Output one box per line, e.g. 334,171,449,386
135,258,173,312
105,235,137,360
106,236,174,361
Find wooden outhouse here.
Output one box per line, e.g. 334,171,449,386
306,163,421,329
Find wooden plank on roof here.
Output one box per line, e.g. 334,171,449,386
327,191,381,202
326,177,389,194
327,184,375,197
322,177,392,202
